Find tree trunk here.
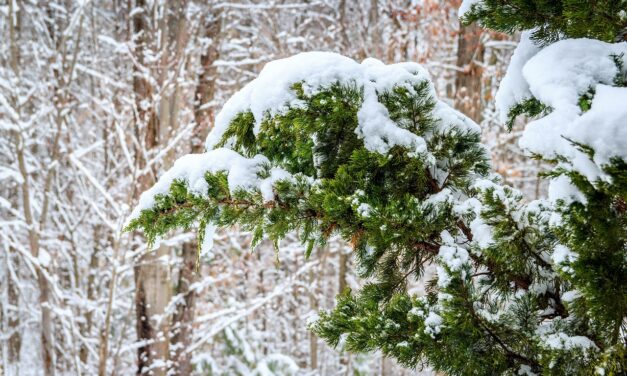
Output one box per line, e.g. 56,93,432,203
98,266,114,376
454,22,485,123
191,9,222,153
9,2,55,374
169,8,221,375
38,271,55,376
170,242,197,375
338,249,348,370
337,0,351,54
308,268,318,370
80,227,101,365
16,128,56,376
339,250,348,294
4,2,21,358
131,1,171,374
8,0,20,74
6,248,21,372
368,0,381,58
135,245,171,376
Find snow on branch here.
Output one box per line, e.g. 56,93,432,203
128,148,292,223
127,51,490,270
496,37,627,198
206,51,478,155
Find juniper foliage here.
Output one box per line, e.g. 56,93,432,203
127,3,627,374
461,0,627,44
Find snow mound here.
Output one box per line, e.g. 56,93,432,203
496,38,627,195
205,51,478,155
127,148,292,222
543,333,598,352
458,0,483,18
495,30,541,123
567,85,627,167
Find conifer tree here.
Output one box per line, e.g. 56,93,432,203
127,2,627,374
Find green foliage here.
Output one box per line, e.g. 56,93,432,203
127,5,627,372
550,161,627,348
127,78,491,286
462,0,627,44
218,82,365,179
313,157,626,374
504,98,550,131
612,53,627,86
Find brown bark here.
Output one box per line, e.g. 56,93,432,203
98,232,120,376
6,3,21,366
134,245,171,376
337,0,351,54
80,227,101,365
10,2,57,374
131,1,171,375
169,242,197,375
338,249,348,369
15,91,56,376
39,273,55,376
368,0,381,58
166,7,221,376
454,22,485,123
308,268,318,370
7,248,21,367
191,9,222,153
8,0,20,73
98,268,114,376
338,250,348,294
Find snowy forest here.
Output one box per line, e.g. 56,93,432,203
1,0,625,375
